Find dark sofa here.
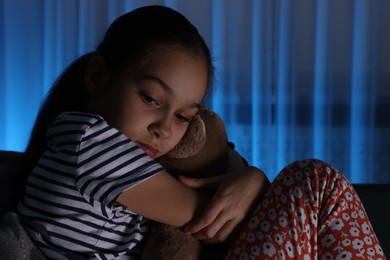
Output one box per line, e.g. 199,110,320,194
0,150,389,258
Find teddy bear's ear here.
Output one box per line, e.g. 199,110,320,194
166,113,207,158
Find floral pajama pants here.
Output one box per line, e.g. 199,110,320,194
225,159,385,260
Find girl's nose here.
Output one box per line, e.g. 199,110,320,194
149,116,172,139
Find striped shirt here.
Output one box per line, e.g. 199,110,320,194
18,112,164,259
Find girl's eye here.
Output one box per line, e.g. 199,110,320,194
140,93,158,105
176,114,190,123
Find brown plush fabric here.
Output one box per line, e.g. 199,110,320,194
141,223,203,260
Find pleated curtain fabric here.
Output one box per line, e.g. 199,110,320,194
0,0,389,183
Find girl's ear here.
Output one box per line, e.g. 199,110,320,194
84,55,107,95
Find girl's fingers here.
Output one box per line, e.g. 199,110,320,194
183,195,224,233
192,215,238,244
201,219,237,244
189,208,227,240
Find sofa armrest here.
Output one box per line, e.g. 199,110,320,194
354,184,389,257
0,151,23,215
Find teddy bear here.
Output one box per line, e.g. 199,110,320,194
141,106,247,260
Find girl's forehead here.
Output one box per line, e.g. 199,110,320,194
136,48,206,81
145,46,206,69
137,49,207,100
120,46,206,78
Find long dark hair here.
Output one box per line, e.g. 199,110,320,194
16,5,214,202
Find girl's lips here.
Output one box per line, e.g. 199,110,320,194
137,142,159,158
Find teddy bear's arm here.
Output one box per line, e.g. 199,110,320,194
141,222,203,260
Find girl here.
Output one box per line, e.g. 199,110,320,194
17,5,384,260
17,5,267,259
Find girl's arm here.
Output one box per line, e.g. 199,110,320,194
117,165,269,242
116,171,210,227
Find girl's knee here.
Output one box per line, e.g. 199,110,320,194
273,159,354,205
277,159,347,184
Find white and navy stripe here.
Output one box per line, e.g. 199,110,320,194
18,112,164,259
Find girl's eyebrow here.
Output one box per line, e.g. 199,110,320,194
139,75,201,109
139,75,173,94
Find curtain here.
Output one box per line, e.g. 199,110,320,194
1,0,389,183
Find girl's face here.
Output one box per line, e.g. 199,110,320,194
94,48,208,158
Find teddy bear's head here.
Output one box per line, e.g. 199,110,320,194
156,106,229,178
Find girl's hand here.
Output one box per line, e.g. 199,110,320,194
176,166,269,244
